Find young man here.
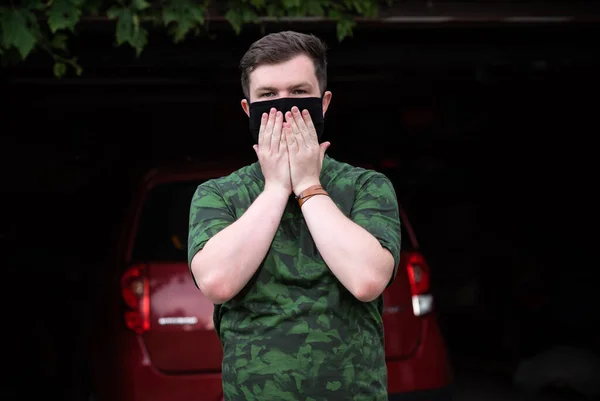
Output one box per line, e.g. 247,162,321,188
188,31,401,401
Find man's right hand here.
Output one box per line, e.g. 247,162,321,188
192,108,293,303
253,108,292,195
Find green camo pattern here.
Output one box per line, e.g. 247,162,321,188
188,156,401,401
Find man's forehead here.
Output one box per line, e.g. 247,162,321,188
249,55,318,90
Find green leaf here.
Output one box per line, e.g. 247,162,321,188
2,0,385,77
106,6,123,20
47,0,82,33
225,3,261,34
266,3,285,17
108,6,148,56
284,6,303,18
162,0,206,43
283,0,301,8
1,9,37,59
84,0,103,16
241,7,259,23
114,8,134,45
348,0,364,14
336,17,355,41
224,8,243,34
24,0,46,11
327,8,342,20
73,59,83,76
250,0,266,9
51,33,69,51
361,1,379,18
53,61,67,77
129,25,148,56
132,0,151,11
304,0,326,17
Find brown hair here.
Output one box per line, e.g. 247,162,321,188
240,31,328,99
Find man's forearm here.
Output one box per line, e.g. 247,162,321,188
301,194,395,302
191,187,290,304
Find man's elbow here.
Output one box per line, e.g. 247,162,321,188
352,262,394,302
191,258,235,305
352,279,387,302
197,274,235,305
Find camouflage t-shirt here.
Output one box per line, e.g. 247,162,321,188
188,156,402,401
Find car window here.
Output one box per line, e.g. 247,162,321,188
131,179,413,263
131,181,203,262
379,168,415,250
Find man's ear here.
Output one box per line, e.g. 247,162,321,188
241,99,250,117
322,91,332,116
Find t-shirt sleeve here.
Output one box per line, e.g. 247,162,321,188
349,172,402,285
187,180,236,288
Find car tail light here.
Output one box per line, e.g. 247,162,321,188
121,264,150,334
406,252,434,316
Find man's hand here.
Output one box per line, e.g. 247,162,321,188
284,106,331,196
253,108,292,195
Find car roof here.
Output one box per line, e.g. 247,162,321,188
141,160,244,189
140,160,420,248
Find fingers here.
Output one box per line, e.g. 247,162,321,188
257,112,268,148
319,141,331,164
285,110,305,148
284,122,297,153
291,106,317,146
270,111,284,152
260,108,277,151
302,109,318,143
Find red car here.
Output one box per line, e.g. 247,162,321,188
86,161,453,401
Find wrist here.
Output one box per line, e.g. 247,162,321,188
295,182,329,208
293,180,321,197
262,185,292,200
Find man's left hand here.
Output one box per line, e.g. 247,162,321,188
284,106,331,196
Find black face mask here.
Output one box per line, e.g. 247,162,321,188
248,97,325,143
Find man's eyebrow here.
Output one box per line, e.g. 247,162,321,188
289,82,313,90
255,86,278,93
254,82,314,93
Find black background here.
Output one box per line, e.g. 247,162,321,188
1,14,599,400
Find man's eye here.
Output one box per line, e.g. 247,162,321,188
260,92,274,98
292,90,307,95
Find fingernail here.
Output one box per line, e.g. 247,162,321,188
302,109,309,115
292,106,299,113
270,108,276,114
